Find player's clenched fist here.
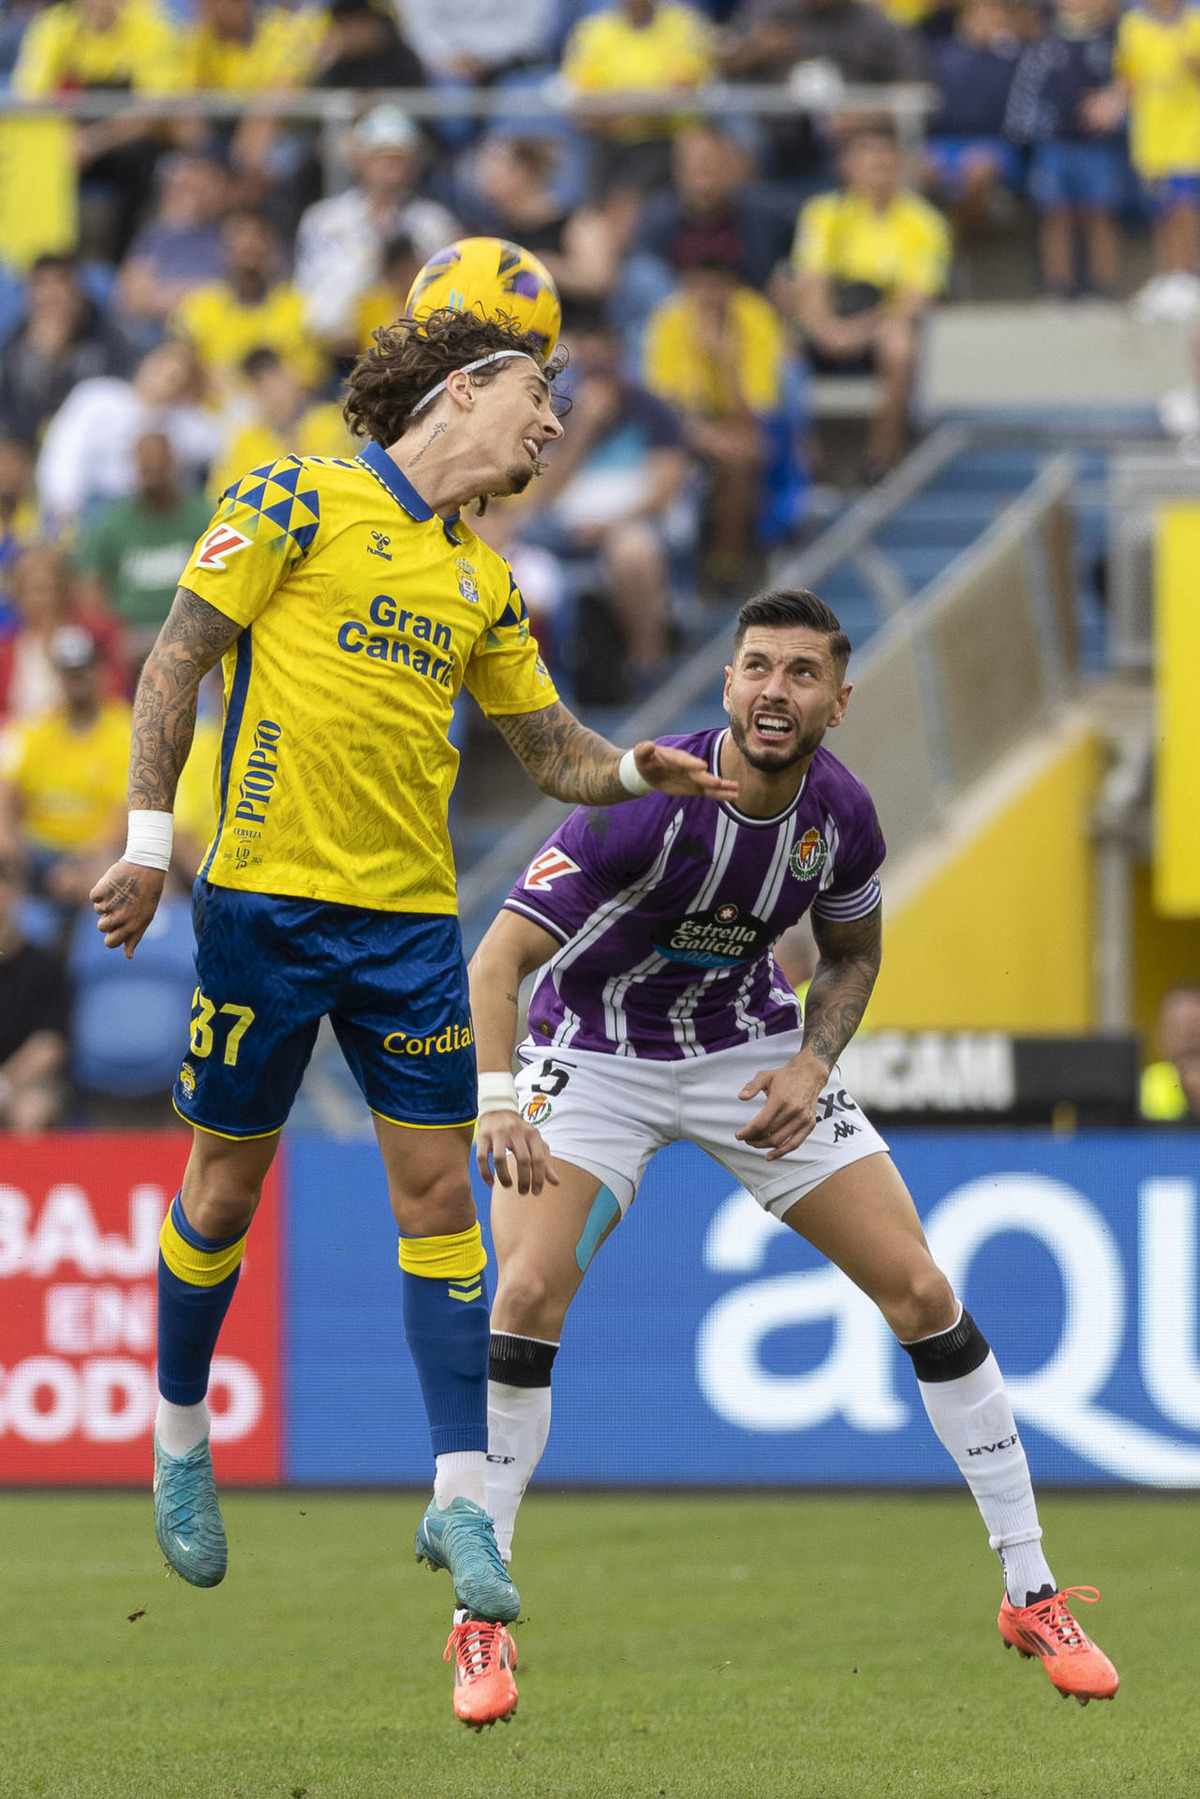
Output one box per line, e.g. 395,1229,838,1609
476,1111,560,1196
90,860,165,958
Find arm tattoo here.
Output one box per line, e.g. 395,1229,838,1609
801,905,883,1072
128,586,241,811
491,701,628,804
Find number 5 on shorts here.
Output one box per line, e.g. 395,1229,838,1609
190,988,257,1066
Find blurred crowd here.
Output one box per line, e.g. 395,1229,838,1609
4,0,1200,1127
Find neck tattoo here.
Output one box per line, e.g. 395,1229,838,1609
408,421,448,466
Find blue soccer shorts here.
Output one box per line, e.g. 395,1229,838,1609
174,880,477,1138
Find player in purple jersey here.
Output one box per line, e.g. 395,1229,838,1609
465,588,1119,1721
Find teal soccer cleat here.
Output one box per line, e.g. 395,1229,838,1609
415,1497,520,1622
153,1436,228,1588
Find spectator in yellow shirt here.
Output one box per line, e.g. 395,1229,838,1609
208,345,351,497
0,625,130,910
562,0,714,219
1090,0,1200,314
790,124,951,477
172,208,326,398
12,0,185,258
175,0,326,210
644,228,794,584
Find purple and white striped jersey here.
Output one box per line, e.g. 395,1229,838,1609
505,728,885,1060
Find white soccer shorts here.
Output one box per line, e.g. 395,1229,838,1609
514,1036,888,1220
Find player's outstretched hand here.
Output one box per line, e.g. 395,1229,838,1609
632,740,739,801
735,1051,829,1160
90,859,166,958
476,1110,561,1196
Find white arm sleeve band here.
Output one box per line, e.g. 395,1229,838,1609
123,810,174,873
476,1072,520,1116
618,748,653,797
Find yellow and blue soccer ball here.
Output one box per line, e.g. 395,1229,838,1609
404,236,561,365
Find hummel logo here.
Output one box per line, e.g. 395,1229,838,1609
368,530,392,560
832,1119,859,1141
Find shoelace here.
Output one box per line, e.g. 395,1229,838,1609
445,1620,508,1679
1026,1585,1102,1649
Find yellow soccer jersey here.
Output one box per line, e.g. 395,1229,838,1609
1115,7,1200,177
178,442,557,914
792,190,951,300
643,284,788,418
2,698,131,853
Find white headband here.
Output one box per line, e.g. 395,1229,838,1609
409,349,538,417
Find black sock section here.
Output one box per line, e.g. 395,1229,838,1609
489,1331,558,1389
899,1307,990,1383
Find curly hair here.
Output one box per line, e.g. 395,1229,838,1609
343,307,565,446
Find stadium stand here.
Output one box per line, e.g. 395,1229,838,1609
0,0,1198,1124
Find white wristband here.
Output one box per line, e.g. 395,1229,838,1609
618,748,652,797
476,1072,520,1116
123,809,174,872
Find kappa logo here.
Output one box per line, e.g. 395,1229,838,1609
832,1119,859,1141
368,530,391,560
522,1093,552,1125
790,827,827,881
195,523,252,571
524,847,581,892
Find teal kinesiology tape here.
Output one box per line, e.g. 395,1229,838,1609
575,1185,621,1273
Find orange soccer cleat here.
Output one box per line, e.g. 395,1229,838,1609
998,1586,1119,1705
444,1618,519,1729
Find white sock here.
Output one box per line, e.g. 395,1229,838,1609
155,1398,209,1458
915,1350,1055,1606
487,1380,553,1562
434,1450,488,1510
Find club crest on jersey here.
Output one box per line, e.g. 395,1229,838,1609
456,558,480,603
195,523,252,570
522,1093,552,1125
790,828,827,881
524,847,581,892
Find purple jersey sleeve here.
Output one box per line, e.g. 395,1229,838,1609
504,796,673,944
810,776,885,925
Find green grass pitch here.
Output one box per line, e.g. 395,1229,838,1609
2,1491,1198,1799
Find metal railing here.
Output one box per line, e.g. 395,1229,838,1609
0,81,937,130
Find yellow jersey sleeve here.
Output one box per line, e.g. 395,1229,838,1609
463,565,558,718
791,194,840,278
895,200,951,297
1113,11,1144,84
179,457,321,631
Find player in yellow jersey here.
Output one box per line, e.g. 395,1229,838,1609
89,305,736,1727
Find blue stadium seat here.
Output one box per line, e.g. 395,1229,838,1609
68,896,197,1098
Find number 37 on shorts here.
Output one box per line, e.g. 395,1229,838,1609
188,987,256,1068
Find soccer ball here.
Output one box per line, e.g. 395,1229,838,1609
404,237,562,365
